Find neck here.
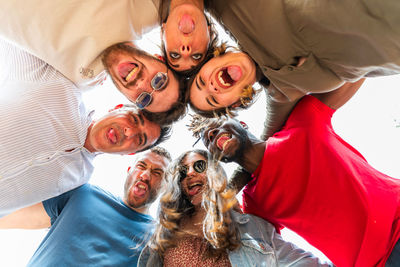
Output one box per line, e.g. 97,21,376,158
170,0,204,10
123,198,149,214
236,138,266,173
83,124,95,153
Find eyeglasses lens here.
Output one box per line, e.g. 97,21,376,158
179,160,207,181
193,160,207,173
136,92,152,109
151,72,168,91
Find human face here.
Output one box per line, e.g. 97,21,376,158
190,52,256,111
201,119,248,163
163,4,210,72
124,151,170,211
102,43,180,112
86,109,161,154
180,152,207,207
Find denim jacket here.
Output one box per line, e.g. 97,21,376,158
137,211,332,267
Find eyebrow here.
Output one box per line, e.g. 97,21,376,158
143,133,148,147
138,113,145,125
137,160,147,166
206,95,219,108
195,77,202,91
170,62,180,68
206,97,217,107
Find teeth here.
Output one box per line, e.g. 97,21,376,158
222,139,231,151
189,182,202,189
137,184,146,190
125,66,138,81
218,70,231,87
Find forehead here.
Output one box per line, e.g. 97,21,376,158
183,152,206,165
135,151,169,169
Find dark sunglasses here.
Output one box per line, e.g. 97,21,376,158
179,159,207,181
135,72,169,109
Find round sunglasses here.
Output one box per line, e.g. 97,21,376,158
179,159,207,181
135,72,169,109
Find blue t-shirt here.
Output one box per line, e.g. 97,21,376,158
28,184,154,267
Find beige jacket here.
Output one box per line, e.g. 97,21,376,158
208,0,400,102
0,0,160,88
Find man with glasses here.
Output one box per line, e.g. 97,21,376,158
1,1,188,125
0,38,171,218
0,147,172,266
101,42,187,124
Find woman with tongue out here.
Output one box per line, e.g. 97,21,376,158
189,45,259,117
137,149,331,267
158,0,218,74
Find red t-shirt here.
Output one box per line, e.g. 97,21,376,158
242,95,400,267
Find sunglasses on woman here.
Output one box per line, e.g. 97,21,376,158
135,71,169,109
179,159,207,180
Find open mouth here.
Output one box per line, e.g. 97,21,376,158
216,133,232,151
107,128,118,144
215,65,242,89
187,181,204,196
118,62,139,82
133,181,148,197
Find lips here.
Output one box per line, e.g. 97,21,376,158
216,133,232,151
133,181,148,197
118,62,139,82
215,65,242,89
187,181,203,196
107,128,117,144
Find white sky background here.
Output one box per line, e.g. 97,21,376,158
1,25,400,266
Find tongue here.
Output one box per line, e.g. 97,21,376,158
217,136,230,150
107,129,117,144
118,62,136,79
133,185,147,197
189,185,202,196
178,14,195,34
227,66,242,81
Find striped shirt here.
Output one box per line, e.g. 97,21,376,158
0,39,95,217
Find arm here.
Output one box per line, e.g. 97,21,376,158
229,89,298,192
271,230,333,266
0,203,50,229
311,78,365,110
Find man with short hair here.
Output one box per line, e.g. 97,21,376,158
0,39,171,218
0,0,188,124
197,83,400,266
0,147,172,266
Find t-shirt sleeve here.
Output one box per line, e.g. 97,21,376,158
42,185,84,225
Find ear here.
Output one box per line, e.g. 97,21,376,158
154,54,165,62
230,100,242,109
108,104,124,112
239,121,249,129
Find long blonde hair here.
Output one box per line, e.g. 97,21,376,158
150,149,240,257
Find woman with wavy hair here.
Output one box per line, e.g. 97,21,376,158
138,149,331,266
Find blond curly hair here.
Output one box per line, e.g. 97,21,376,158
149,149,240,258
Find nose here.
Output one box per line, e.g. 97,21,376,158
186,165,197,177
139,169,151,182
124,127,137,139
208,81,218,93
179,45,191,56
